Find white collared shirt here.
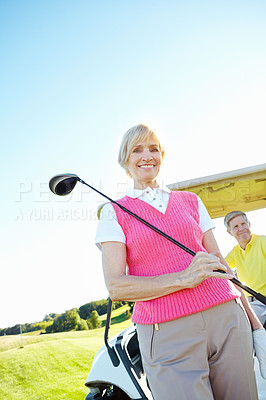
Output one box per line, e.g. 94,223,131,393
95,186,214,249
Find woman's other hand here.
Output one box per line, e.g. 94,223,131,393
182,252,234,289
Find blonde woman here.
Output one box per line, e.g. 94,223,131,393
95,124,261,400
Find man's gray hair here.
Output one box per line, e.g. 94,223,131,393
224,210,249,230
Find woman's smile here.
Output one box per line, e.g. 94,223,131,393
138,164,155,168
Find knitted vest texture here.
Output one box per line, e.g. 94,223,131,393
113,191,240,324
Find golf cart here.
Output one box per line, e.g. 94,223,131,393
49,163,266,400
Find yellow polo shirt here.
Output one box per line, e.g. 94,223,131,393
225,234,266,297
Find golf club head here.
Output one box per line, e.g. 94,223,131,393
49,174,80,196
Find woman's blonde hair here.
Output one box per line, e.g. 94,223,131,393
118,124,165,178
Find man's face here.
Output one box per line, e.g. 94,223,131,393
228,215,252,244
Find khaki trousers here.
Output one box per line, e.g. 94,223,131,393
136,300,258,400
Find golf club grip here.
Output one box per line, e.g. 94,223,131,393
216,273,266,304
232,277,266,304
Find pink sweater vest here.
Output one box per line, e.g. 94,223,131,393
113,191,240,324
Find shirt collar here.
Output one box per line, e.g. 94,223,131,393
240,234,258,251
126,185,171,199
247,234,258,247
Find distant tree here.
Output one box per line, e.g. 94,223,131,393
113,301,126,309
45,324,53,333
23,320,53,333
79,300,108,319
48,313,60,319
127,302,134,313
63,309,80,331
46,308,81,333
43,314,53,322
86,319,93,330
1,298,129,336
77,319,88,330
0,324,20,336
78,303,92,320
50,315,64,333
88,310,101,329
125,309,131,320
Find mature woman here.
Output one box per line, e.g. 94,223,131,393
95,124,262,400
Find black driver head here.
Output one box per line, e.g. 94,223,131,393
49,174,80,196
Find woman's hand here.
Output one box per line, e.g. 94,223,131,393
181,252,234,289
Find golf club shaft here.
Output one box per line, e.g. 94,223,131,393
79,178,266,305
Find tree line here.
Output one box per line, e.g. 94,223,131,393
0,299,133,336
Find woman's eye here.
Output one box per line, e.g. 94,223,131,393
151,148,159,152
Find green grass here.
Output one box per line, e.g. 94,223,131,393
0,309,132,400
99,304,130,326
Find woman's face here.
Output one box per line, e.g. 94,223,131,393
126,134,162,189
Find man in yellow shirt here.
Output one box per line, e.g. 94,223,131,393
224,210,266,327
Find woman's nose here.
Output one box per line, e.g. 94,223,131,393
142,150,152,160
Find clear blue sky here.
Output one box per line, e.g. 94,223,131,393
1,0,266,328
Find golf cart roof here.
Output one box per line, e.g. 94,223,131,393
167,163,266,219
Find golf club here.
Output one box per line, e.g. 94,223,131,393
49,173,266,306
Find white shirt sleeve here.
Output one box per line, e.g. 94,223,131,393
95,203,125,249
